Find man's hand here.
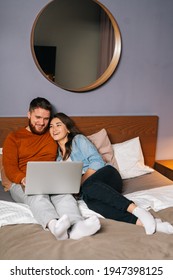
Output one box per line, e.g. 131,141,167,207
21,177,26,186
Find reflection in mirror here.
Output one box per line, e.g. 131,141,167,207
31,0,121,92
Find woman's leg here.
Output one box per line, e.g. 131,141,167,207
88,165,123,193
85,197,137,224
81,166,155,234
81,166,132,213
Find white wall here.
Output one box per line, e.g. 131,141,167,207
0,0,173,160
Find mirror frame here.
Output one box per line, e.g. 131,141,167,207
30,0,122,92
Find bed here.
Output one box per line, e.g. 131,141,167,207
0,115,173,260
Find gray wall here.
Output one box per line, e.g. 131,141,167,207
0,0,173,160
34,0,101,88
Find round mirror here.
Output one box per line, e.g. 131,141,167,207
31,0,121,92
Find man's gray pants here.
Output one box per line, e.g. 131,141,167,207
10,184,83,229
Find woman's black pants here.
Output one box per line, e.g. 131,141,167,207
81,165,137,224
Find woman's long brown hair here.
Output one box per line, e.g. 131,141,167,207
52,112,81,160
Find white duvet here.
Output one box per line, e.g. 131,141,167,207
1,185,173,227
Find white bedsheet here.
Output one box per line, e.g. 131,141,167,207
1,185,173,227
125,185,173,211
0,200,38,227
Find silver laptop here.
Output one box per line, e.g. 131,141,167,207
25,161,83,195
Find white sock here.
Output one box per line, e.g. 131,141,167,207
48,214,70,240
70,215,101,240
132,207,156,235
155,218,173,234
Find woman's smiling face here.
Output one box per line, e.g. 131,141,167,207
49,117,69,143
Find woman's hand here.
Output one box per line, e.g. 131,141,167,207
81,168,96,184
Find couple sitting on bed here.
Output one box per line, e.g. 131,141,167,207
2,97,173,240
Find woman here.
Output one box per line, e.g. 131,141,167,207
50,112,173,235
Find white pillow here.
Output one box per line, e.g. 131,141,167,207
112,137,154,179
0,148,3,181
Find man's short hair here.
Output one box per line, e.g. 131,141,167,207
29,97,52,113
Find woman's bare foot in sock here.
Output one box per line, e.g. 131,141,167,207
155,218,173,234
132,207,156,235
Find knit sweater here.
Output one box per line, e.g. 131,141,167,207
3,127,57,184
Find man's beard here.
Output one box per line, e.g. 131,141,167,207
28,120,49,135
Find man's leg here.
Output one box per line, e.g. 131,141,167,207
51,194,83,225
10,183,71,240
51,194,101,239
10,184,59,228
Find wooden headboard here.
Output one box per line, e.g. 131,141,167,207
0,116,158,167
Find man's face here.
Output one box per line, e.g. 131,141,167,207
27,108,50,135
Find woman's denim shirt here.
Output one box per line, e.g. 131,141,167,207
56,134,105,173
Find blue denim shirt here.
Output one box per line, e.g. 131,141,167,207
56,134,105,173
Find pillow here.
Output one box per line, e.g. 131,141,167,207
0,149,12,191
87,128,119,169
112,137,154,179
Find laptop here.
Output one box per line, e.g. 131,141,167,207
25,161,83,195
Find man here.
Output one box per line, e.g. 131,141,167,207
2,97,100,240
3,97,57,186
